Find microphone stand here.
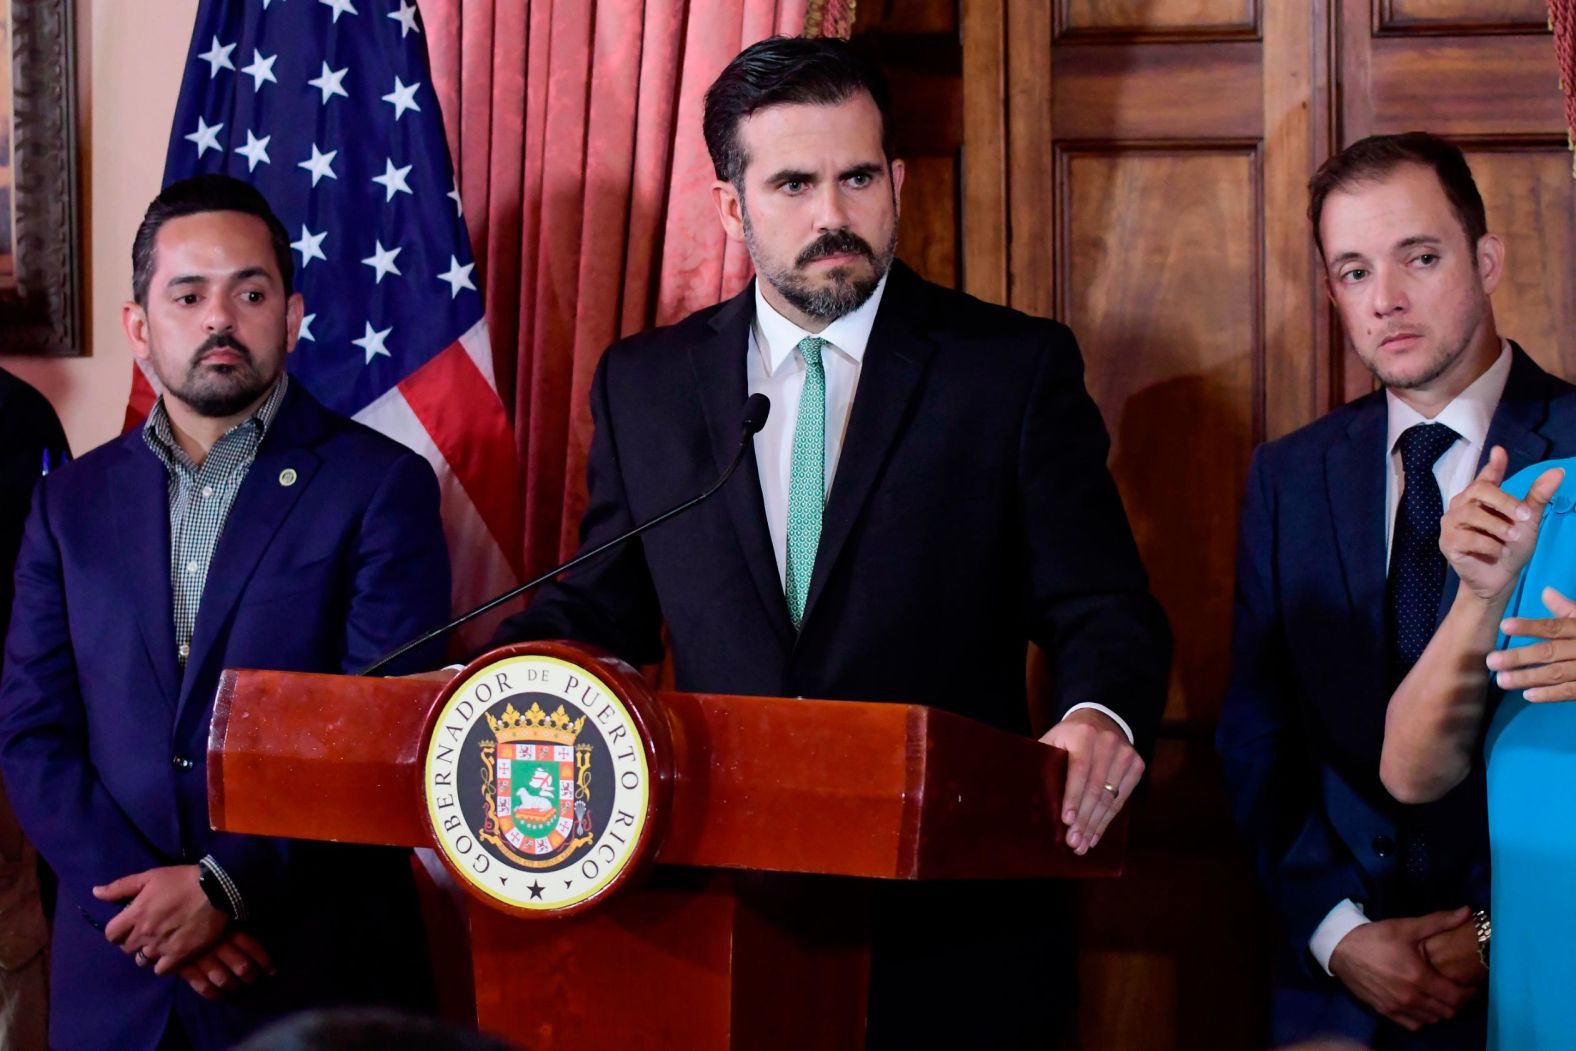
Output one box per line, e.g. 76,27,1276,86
359,400,767,677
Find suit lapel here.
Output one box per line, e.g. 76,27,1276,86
1326,393,1390,688
801,264,934,628
113,439,180,709
175,386,323,721
690,284,797,648
1438,343,1554,614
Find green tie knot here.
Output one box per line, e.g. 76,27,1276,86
797,336,826,368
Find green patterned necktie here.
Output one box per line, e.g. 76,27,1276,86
785,336,828,631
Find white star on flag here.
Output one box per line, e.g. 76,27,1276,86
241,50,278,91
447,180,463,217
298,144,338,186
436,256,476,299
235,130,272,171
317,0,357,22
297,313,316,342
184,117,225,157
381,77,422,121
388,1,420,37
372,159,413,202
352,321,393,364
291,225,328,268
198,36,236,77
361,241,402,283
308,62,349,105
261,0,280,8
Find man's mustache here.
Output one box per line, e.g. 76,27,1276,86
796,230,876,268
192,333,254,366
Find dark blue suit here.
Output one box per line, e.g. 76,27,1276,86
1218,346,1576,1047
0,382,451,1051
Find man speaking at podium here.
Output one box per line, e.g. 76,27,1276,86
486,36,1170,1046
0,176,452,1050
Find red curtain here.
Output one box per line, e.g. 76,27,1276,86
424,0,809,579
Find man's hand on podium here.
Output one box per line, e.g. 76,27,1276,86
1040,708,1144,856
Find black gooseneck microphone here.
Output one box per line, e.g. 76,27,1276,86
359,393,772,677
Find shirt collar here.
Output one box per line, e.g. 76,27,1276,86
752,272,888,377
142,373,291,471
1385,340,1512,455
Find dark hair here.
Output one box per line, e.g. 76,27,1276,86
230,1009,514,1051
131,173,294,305
1307,132,1487,258
703,36,894,187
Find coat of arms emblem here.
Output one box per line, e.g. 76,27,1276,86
478,702,593,867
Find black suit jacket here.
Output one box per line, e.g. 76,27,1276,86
1217,344,1576,1047
495,260,1169,752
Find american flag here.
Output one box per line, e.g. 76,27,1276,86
133,0,524,646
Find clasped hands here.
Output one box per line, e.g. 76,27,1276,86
92,865,274,1000
1440,445,1576,701
1329,908,1485,1032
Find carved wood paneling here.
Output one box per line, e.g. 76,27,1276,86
1053,42,1263,140
1468,145,1576,378
1377,0,1550,35
1057,146,1261,722
1357,36,1564,137
898,154,959,290
1059,0,1258,41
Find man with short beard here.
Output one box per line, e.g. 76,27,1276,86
0,175,451,1050
1216,133,1576,1049
486,36,1170,1046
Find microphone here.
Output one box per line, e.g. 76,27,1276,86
359,393,772,676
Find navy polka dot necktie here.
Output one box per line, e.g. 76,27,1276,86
1387,421,1461,684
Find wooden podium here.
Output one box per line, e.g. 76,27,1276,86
207,641,1124,1049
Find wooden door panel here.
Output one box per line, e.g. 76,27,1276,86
1364,37,1565,136
1469,146,1576,376
1059,148,1258,722
1380,0,1549,33
1059,0,1257,38
898,155,959,289
1052,42,1262,139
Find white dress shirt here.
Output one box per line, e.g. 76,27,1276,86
745,278,1133,743
1309,340,1512,975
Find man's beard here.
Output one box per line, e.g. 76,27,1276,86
156,333,278,417
745,214,897,323
1356,297,1486,391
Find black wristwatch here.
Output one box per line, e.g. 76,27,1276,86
197,859,239,920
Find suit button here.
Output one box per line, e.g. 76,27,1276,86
172,755,194,771
1372,835,1395,858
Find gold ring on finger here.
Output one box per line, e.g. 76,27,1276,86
1102,782,1119,798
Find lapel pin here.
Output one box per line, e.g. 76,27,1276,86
279,468,298,487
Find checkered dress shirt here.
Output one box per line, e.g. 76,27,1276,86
141,375,289,668
139,375,287,922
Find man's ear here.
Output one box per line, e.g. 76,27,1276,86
122,302,152,362
711,179,746,244
1476,233,1506,297
890,157,906,219
285,292,305,354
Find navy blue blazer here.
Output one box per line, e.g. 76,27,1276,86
0,382,451,1051
1217,345,1576,1046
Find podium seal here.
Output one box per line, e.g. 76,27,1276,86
422,648,660,915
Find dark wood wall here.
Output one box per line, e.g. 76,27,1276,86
854,1,1576,1047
